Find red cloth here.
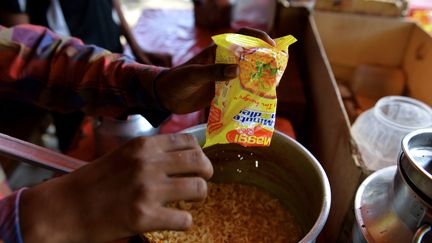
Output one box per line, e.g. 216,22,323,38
159,111,206,134
132,9,214,133
132,7,271,66
131,7,271,133
133,9,213,66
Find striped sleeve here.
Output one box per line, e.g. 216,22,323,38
0,188,26,243
0,24,170,126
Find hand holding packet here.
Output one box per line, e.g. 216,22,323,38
205,33,297,147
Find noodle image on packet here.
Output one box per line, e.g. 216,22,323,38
204,33,297,147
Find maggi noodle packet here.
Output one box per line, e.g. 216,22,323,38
204,33,297,147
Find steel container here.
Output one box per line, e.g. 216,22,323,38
354,129,432,242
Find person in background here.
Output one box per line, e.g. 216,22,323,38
0,0,172,152
0,0,171,66
0,24,275,242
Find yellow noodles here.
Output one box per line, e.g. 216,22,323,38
145,183,302,243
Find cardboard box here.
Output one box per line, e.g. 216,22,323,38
315,0,408,17
315,11,432,106
273,6,347,242
311,11,432,242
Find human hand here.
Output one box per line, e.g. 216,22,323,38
183,27,276,66
155,27,276,114
20,133,212,243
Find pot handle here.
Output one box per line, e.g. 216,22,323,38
413,224,431,243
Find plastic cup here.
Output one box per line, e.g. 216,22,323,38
351,96,432,171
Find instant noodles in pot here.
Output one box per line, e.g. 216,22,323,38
149,125,331,243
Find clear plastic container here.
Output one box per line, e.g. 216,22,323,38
351,96,432,171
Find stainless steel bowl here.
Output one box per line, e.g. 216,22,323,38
183,125,331,243
353,129,432,243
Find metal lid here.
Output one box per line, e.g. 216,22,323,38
400,128,432,200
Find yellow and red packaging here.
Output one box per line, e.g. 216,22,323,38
205,33,297,147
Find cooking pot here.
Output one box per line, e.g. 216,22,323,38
183,125,331,243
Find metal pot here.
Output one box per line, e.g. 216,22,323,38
183,125,331,243
353,129,432,243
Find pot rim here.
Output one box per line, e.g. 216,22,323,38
401,128,432,200
353,166,397,242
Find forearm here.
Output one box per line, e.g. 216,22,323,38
19,176,86,243
0,24,169,125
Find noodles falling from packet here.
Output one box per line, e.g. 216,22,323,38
204,33,297,147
